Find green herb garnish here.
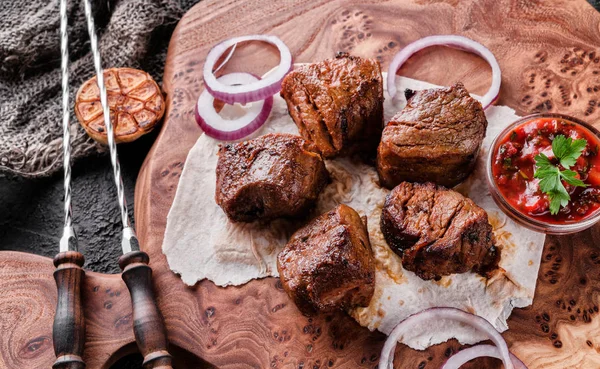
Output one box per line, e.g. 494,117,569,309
534,135,587,215
551,135,587,168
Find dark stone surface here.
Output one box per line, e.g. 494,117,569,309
0,132,155,273
1,2,599,368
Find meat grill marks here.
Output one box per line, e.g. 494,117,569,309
381,182,500,280
280,52,384,158
277,204,375,315
215,133,329,223
377,83,487,188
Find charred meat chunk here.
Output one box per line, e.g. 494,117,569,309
380,182,499,280
277,204,375,315
377,83,487,188
215,133,329,222
280,52,384,158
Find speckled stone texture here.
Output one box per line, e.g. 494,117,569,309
0,133,154,273
1,1,599,368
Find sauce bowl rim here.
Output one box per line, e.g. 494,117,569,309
486,112,600,235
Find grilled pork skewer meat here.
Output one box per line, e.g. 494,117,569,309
377,83,487,188
381,182,500,280
215,133,329,223
281,52,384,158
277,204,375,315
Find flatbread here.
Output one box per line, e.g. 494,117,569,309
162,74,546,349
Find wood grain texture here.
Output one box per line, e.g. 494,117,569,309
135,0,600,368
0,252,57,369
52,251,86,369
119,251,173,369
0,251,135,369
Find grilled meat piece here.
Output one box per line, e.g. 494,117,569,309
280,52,384,158
215,133,329,222
377,83,487,188
277,204,375,315
380,182,499,280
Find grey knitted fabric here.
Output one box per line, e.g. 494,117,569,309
0,0,196,178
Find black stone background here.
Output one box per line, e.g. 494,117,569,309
1,1,600,368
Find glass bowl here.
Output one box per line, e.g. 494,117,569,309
486,113,600,235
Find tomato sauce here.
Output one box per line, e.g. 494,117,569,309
492,117,600,224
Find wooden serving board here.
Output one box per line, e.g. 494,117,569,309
3,0,600,368
135,0,600,367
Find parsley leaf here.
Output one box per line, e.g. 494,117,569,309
552,135,587,168
549,188,570,215
560,169,586,187
534,165,560,193
533,134,588,215
534,153,553,170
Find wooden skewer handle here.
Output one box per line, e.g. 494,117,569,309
53,251,86,369
119,251,173,369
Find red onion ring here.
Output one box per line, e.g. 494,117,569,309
378,307,514,369
213,43,237,74
195,73,273,141
442,344,527,369
387,35,501,110
203,35,292,105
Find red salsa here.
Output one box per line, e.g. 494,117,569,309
492,117,600,224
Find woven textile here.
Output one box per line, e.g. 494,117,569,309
0,0,196,178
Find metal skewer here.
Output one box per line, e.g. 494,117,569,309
52,0,86,367
82,0,173,367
